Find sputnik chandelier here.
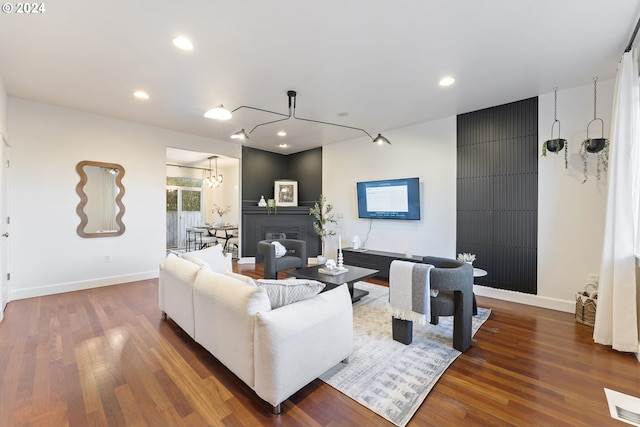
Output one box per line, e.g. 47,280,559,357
205,90,391,145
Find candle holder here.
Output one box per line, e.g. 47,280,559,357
337,250,344,269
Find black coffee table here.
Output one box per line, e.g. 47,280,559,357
288,264,379,303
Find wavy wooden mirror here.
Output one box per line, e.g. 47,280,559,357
75,160,126,238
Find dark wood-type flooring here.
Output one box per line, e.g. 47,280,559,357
0,263,638,426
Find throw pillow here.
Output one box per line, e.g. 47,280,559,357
182,245,231,273
255,278,325,309
272,241,286,258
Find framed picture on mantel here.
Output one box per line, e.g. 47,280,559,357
274,180,298,206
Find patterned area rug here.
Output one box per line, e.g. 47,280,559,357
319,282,491,427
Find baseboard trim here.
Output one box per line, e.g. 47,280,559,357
473,284,575,313
9,271,159,301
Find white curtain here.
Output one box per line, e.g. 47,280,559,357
593,49,640,352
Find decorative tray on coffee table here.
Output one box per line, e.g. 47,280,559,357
318,267,349,276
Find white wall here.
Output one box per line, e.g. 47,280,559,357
0,76,6,136
535,80,614,305
323,116,457,260
8,98,241,300
324,81,615,313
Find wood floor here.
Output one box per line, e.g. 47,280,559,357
1,263,638,427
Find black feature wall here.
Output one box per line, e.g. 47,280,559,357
241,146,323,258
457,97,538,294
241,146,322,206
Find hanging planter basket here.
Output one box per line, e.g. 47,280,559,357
541,87,568,168
583,118,608,153
580,77,610,183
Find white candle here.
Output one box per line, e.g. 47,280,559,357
339,235,342,252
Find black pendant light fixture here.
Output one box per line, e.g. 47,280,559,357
206,90,391,145
203,155,223,188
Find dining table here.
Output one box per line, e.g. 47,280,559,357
201,224,238,252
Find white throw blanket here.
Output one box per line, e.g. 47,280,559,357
389,260,435,325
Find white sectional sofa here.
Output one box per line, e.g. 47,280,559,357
158,248,353,414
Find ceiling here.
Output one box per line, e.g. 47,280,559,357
1,0,639,164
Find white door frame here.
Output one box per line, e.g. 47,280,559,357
0,134,10,322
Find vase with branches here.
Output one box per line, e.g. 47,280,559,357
309,194,337,261
212,204,231,226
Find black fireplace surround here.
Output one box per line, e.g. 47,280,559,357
242,207,320,262
241,146,323,260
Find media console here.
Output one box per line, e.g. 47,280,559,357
342,248,423,280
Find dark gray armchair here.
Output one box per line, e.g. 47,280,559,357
391,256,474,352
257,239,307,279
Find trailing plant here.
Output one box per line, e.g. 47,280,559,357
541,139,568,169
309,194,337,256
579,140,609,183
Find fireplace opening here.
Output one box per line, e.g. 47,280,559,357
265,231,299,240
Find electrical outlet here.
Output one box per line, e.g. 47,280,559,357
590,274,599,285
104,255,111,263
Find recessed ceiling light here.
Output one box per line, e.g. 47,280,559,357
278,144,289,148
277,131,287,137
133,91,149,100
439,76,455,87
173,36,194,51
337,112,349,117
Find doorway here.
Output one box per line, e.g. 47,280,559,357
166,184,203,250
165,148,241,253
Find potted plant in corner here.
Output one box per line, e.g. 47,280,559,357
309,194,337,265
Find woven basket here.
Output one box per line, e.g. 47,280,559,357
575,283,597,327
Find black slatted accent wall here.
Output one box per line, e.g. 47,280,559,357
457,97,538,294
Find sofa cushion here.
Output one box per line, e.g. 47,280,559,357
182,245,231,273
193,269,271,387
225,271,257,286
255,279,326,309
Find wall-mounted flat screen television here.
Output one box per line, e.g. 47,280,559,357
357,177,420,220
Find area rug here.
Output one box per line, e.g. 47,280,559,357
319,282,491,427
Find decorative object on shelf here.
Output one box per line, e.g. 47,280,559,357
212,203,231,227
203,156,223,188
456,252,476,264
310,194,338,261
274,180,298,206
258,195,267,207
352,234,362,250
337,236,344,269
266,198,276,215
580,76,610,183
542,86,568,168
204,90,391,145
